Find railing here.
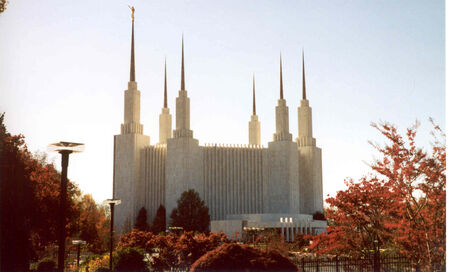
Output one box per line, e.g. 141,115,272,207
291,255,445,272
157,255,445,272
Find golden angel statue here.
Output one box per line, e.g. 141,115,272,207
128,5,135,22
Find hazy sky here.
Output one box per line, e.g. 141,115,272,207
0,1,445,203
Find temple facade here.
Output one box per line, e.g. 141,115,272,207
113,16,326,239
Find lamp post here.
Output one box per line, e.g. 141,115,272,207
71,240,86,269
104,199,121,271
48,141,84,272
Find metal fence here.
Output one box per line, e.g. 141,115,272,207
292,255,445,272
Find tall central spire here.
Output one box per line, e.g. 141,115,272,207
181,35,185,90
280,54,284,99
302,50,306,100
249,74,261,145
129,7,136,82
253,74,256,115
164,58,168,108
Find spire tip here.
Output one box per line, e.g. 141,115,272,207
164,59,168,108
181,35,185,90
279,54,284,100
252,75,256,115
129,8,136,82
302,50,306,100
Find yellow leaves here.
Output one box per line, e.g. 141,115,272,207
85,254,109,272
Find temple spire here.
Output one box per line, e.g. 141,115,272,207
181,35,185,90
252,74,256,115
164,58,168,108
280,54,284,99
129,6,136,82
302,50,306,100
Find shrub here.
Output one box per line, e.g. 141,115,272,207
95,268,111,272
117,229,155,251
36,258,56,272
312,211,326,221
85,254,109,272
190,243,298,271
117,230,229,270
113,247,148,272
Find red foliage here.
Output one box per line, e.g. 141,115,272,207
118,229,157,253
309,121,446,269
0,114,83,268
117,230,229,270
190,243,298,272
78,194,110,253
28,154,81,252
309,177,397,257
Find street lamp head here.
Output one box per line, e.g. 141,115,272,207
104,199,121,206
72,240,87,245
48,141,85,153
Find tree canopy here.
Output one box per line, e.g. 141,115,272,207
150,205,166,234
0,114,110,269
117,230,229,270
0,113,35,270
78,194,110,253
170,189,210,233
134,207,150,232
309,120,446,270
190,243,298,272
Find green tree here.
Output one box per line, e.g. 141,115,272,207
113,247,148,272
170,189,210,233
150,205,166,234
134,207,149,232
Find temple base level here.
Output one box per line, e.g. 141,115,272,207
211,213,327,242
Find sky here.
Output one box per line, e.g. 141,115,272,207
0,0,446,203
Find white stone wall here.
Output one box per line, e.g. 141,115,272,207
298,146,323,214
297,99,312,138
165,137,203,223
122,82,143,134
202,144,265,220
273,99,292,141
173,90,193,138
210,220,244,239
116,89,324,232
159,108,172,144
264,141,300,214
248,115,261,146
297,98,323,214
141,145,167,221
114,133,150,232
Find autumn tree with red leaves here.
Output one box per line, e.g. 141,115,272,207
78,194,110,254
0,114,110,269
190,243,298,272
28,152,81,254
370,120,446,268
309,120,445,270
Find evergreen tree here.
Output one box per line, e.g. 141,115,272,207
150,205,166,234
134,207,149,231
170,189,210,233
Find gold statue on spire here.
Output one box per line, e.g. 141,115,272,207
128,5,135,22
